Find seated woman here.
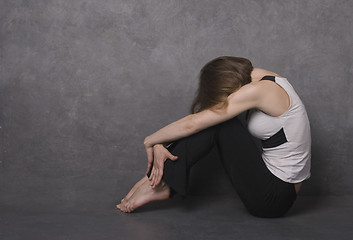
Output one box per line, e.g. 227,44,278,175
116,56,311,218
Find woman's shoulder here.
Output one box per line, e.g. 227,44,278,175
245,78,277,94
252,67,284,80
228,81,267,107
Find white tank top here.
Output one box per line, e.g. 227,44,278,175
247,76,311,183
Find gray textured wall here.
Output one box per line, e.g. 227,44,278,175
1,0,352,210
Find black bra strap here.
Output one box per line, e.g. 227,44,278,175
260,75,276,81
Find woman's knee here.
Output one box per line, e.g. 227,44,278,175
215,116,248,135
217,116,242,128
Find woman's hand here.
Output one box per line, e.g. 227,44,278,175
149,144,178,188
144,136,155,176
145,144,154,176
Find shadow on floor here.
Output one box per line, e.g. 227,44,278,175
288,194,327,217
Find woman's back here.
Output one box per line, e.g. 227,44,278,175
247,76,311,183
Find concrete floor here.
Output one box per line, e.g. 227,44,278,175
1,194,352,240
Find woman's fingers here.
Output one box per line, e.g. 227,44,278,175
148,167,153,181
145,147,154,175
162,147,178,161
167,152,178,161
154,166,160,186
152,167,158,186
150,168,154,185
149,144,178,188
152,170,158,188
151,164,164,188
150,167,156,182
146,162,152,176
155,169,163,187
148,168,152,180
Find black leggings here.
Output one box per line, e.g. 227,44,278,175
147,116,297,218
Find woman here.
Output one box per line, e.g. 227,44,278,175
116,56,311,218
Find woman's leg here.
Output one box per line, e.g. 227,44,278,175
148,116,297,217
117,124,218,212
214,117,297,217
147,121,219,198
120,116,296,216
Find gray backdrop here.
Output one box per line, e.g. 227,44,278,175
1,0,352,210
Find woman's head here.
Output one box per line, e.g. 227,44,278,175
190,56,253,114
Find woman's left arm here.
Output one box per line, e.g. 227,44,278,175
143,114,194,148
143,114,195,179
143,83,262,148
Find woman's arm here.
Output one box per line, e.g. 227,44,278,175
143,83,262,148
143,114,194,148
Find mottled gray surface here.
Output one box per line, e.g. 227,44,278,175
0,0,353,214
1,195,353,240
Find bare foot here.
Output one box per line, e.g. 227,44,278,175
118,179,171,213
120,176,148,203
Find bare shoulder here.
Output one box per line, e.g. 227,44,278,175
228,80,283,112
223,82,265,111
229,81,264,100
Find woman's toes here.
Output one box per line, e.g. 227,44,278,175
120,203,126,212
116,204,121,210
124,203,130,212
121,200,133,213
119,204,126,212
126,204,133,213
122,201,131,213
